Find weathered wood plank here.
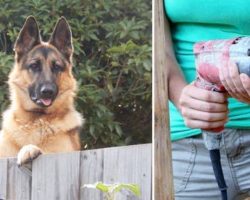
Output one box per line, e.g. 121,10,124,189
103,144,152,200
31,152,81,200
80,149,104,200
154,0,174,199
0,159,8,200
7,158,31,200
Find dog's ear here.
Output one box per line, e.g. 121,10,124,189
49,17,73,61
14,16,41,59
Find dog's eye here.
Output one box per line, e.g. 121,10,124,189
29,63,41,72
52,63,63,73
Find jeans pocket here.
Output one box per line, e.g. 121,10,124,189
172,138,196,193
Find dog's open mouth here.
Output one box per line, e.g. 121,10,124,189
33,98,53,107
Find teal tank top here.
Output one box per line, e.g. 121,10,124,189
165,0,250,141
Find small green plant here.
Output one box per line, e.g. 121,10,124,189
83,182,141,200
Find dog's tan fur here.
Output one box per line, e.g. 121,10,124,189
0,17,83,164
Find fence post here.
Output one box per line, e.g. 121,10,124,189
154,0,174,199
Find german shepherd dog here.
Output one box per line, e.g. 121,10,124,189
0,16,83,165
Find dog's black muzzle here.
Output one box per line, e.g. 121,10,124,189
29,82,58,107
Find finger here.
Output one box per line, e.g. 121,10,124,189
219,62,230,91
181,107,228,122
180,95,228,113
240,73,250,97
229,61,249,98
227,89,250,103
219,62,236,93
184,85,227,103
184,118,228,129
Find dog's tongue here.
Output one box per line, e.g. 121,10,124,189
40,99,52,106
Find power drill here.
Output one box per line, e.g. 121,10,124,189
193,37,250,200
194,37,250,92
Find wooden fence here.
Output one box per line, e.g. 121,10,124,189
0,144,151,200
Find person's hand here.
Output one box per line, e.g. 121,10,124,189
178,84,228,129
219,61,250,103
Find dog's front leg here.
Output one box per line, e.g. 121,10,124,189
0,133,19,158
17,144,43,166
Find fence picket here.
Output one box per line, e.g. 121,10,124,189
7,158,31,200
80,149,104,200
31,152,81,200
0,159,8,200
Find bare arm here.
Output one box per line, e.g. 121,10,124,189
165,17,228,129
164,18,186,110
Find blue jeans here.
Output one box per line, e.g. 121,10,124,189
172,129,250,200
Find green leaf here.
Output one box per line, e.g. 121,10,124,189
114,125,122,137
83,182,141,199
107,80,113,94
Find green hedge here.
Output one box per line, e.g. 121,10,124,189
0,0,152,149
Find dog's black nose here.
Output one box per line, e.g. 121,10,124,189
40,83,57,98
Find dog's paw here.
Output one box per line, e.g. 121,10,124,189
17,144,42,166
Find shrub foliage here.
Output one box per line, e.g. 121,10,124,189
0,0,152,149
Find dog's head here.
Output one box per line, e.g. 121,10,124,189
9,16,77,112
